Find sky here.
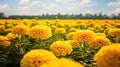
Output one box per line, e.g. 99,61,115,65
0,0,120,16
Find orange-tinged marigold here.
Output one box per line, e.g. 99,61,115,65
12,25,29,35
29,25,52,40
50,41,73,56
40,60,60,67
94,44,120,67
20,49,58,67
0,35,10,46
89,36,111,48
73,30,96,42
67,40,80,48
108,28,120,36
6,33,16,41
40,58,84,67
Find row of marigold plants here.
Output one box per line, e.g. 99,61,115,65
0,19,120,67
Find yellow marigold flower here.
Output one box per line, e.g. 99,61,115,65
3,41,10,47
78,23,87,29
87,22,95,27
94,44,120,67
56,22,65,27
103,28,112,34
67,40,80,48
115,36,120,43
87,27,95,31
50,25,57,30
41,58,84,67
64,23,72,28
66,32,75,40
0,26,5,31
6,33,16,41
69,28,77,32
93,25,101,30
40,60,60,67
0,36,10,46
108,28,120,36
20,49,58,67
29,25,52,40
96,33,106,37
89,36,111,48
12,25,29,35
5,28,12,33
55,28,66,34
73,30,96,42
50,41,73,56
59,58,84,67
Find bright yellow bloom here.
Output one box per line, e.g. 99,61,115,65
6,33,16,41
40,60,60,67
0,36,10,46
40,58,84,67
69,28,77,32
89,36,111,48
87,27,95,31
108,28,120,36
50,25,57,30
12,25,29,35
67,40,80,48
29,25,52,40
94,44,120,67
96,33,106,37
103,28,112,34
93,25,101,30
78,23,87,29
73,30,96,42
59,58,84,67
56,22,65,27
50,41,73,56
20,49,58,67
66,32,75,40
55,28,66,34
0,26,5,31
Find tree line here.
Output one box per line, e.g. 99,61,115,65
0,13,120,19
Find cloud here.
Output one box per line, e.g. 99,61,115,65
109,8,120,15
31,1,42,6
108,0,120,15
55,0,97,7
17,6,30,10
12,6,31,15
0,4,9,12
56,0,76,4
80,0,90,6
6,0,97,15
108,0,120,7
79,0,97,7
19,0,29,4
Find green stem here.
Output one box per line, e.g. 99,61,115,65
83,42,86,63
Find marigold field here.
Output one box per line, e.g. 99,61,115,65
0,19,120,67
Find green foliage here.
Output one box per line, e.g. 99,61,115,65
70,42,98,67
2,13,120,19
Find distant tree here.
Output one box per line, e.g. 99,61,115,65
84,13,93,19
117,13,120,19
0,13,6,19
111,14,117,19
6,13,120,19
